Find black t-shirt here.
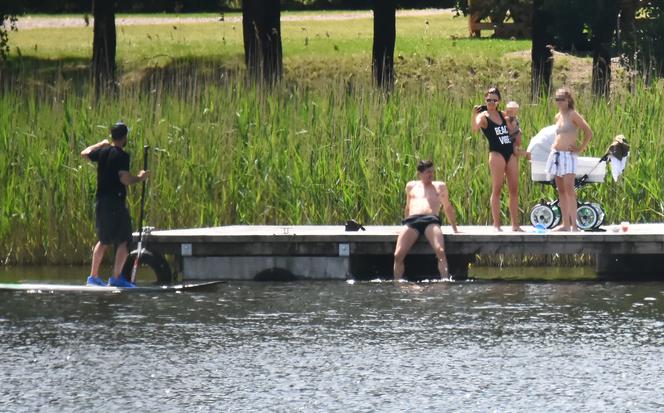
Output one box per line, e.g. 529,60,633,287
89,146,130,200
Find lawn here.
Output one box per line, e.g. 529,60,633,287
7,11,532,87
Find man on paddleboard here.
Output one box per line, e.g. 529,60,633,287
393,160,459,281
81,122,148,287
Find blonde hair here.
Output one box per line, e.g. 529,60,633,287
506,101,519,109
555,88,575,110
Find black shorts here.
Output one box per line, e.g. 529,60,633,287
95,196,133,246
401,214,441,235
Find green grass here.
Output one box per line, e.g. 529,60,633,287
1,12,663,265
6,12,529,74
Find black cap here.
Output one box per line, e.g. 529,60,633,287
110,121,129,140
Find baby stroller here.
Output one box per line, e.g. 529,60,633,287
527,127,629,231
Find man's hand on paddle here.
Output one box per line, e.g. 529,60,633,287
137,169,149,182
119,169,149,186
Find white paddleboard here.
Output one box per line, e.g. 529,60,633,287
0,281,225,293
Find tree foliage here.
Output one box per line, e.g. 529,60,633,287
12,0,453,12
454,0,530,24
623,0,664,76
0,15,18,60
1,1,22,61
455,0,592,51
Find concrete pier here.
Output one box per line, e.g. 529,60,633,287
136,224,664,281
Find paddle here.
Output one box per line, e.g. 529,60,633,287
130,145,149,284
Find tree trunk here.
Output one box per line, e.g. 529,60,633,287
242,0,282,85
531,0,553,100
372,0,396,91
618,0,637,47
92,0,116,93
618,0,638,91
591,0,619,98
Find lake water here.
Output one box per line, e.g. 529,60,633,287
1,268,663,412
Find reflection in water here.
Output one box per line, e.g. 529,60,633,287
1,274,663,411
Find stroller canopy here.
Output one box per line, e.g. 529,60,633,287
527,125,557,162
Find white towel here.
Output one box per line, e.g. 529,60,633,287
609,154,628,181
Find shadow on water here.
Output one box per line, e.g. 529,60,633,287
470,265,597,281
0,265,91,284
0,264,595,284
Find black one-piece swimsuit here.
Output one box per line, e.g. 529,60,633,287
481,111,514,162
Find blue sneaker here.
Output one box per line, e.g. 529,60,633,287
86,275,107,286
108,275,136,288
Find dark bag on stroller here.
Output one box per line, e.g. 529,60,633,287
608,135,629,160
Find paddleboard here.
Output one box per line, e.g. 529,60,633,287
0,280,225,293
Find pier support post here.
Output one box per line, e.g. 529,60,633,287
448,254,474,280
596,254,664,280
349,254,474,281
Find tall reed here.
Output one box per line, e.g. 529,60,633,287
1,66,663,265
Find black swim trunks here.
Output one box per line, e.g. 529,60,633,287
401,214,441,235
95,195,133,245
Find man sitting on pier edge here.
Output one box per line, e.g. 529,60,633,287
394,160,459,281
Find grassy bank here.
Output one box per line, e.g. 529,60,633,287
1,12,663,265
4,11,540,91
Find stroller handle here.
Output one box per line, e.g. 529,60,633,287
574,151,610,189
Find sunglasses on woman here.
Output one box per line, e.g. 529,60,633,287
485,98,498,103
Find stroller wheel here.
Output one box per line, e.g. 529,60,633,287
576,203,599,231
590,203,606,229
551,204,562,227
530,203,558,229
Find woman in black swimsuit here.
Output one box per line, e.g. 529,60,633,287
470,87,522,232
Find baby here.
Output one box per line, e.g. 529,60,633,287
505,101,527,158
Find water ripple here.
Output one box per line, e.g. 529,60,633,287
1,281,663,412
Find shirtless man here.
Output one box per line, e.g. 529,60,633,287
393,160,459,281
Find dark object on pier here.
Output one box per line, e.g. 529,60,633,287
345,219,366,232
